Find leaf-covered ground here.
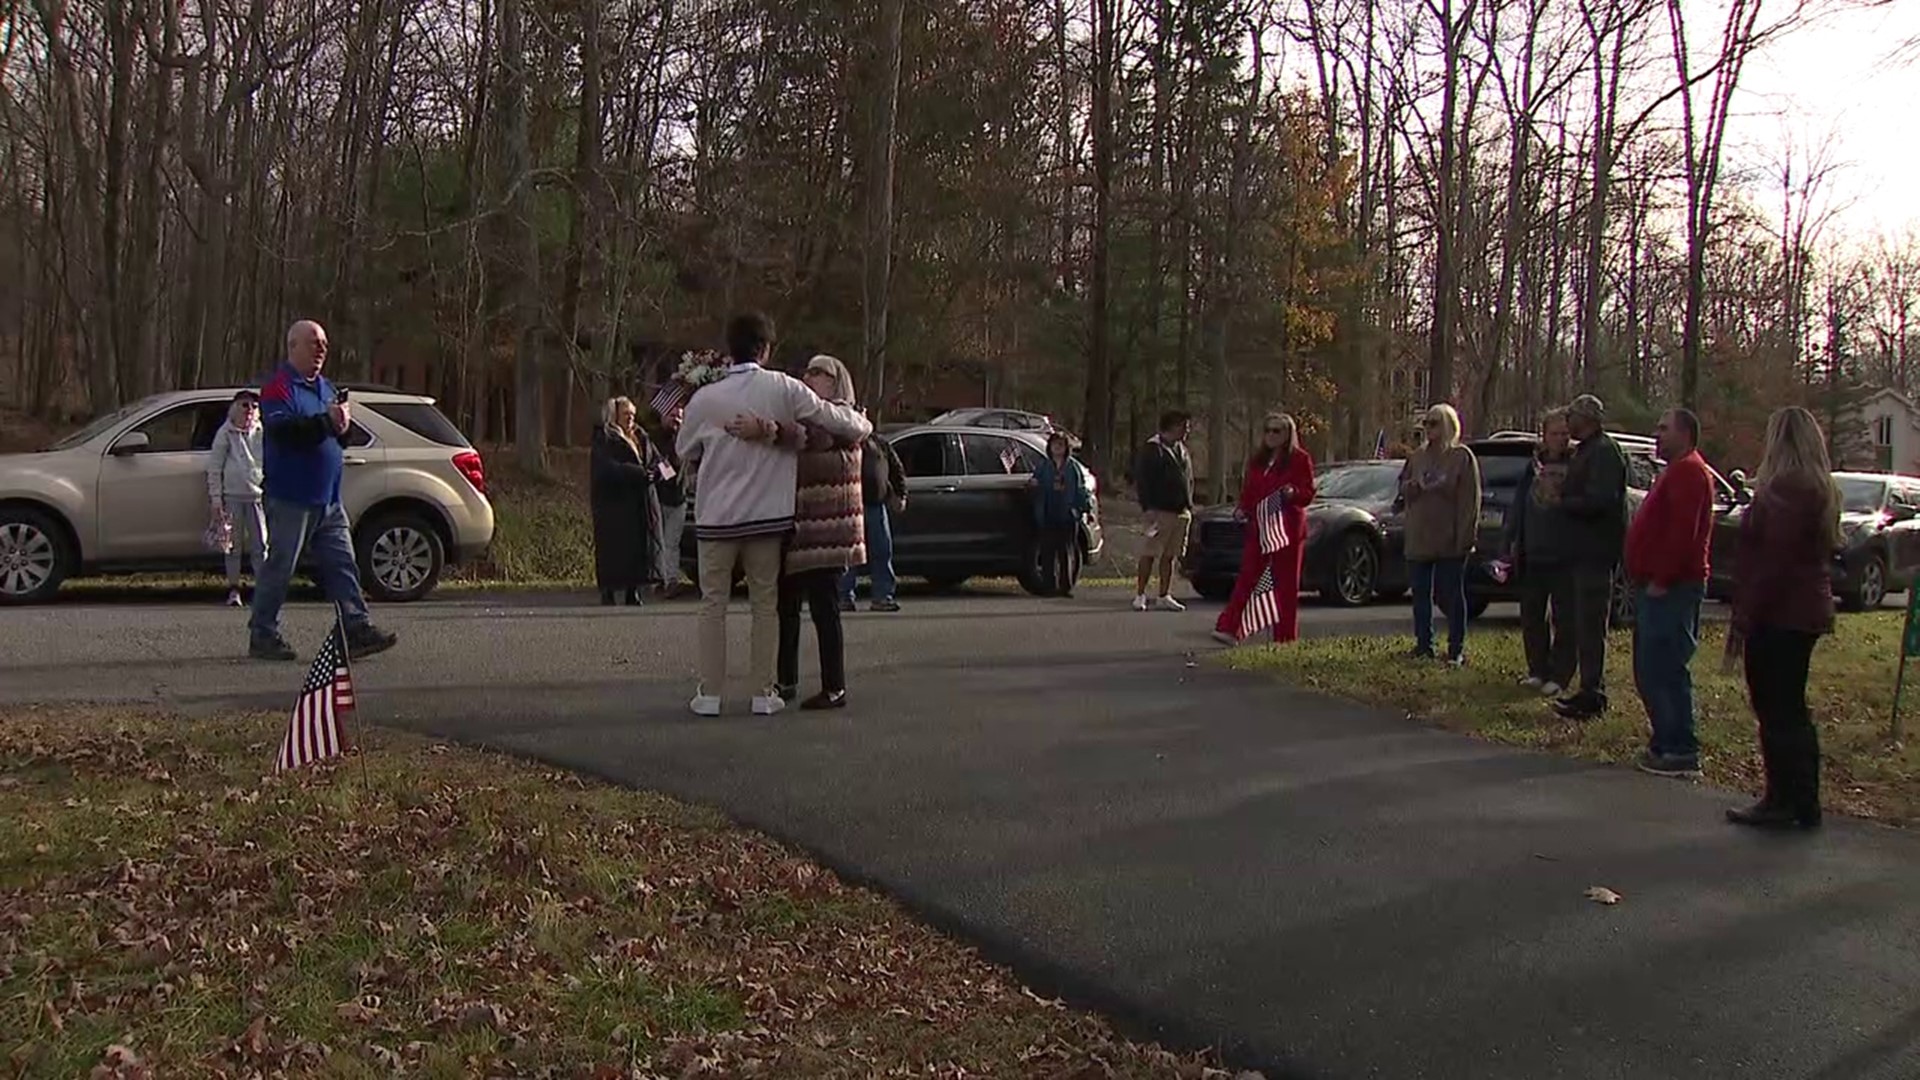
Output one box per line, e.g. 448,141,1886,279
1225,610,1920,825
1,707,1228,1078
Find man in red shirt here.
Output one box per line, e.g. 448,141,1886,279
1624,408,1716,778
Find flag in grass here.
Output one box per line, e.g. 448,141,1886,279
275,618,355,772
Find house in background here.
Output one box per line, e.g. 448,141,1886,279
1855,389,1920,473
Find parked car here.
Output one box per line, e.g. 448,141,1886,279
1182,459,1412,606
928,408,1056,433
682,424,1104,596
1707,471,1919,611
0,387,494,604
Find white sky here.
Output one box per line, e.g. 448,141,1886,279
1733,1,1919,243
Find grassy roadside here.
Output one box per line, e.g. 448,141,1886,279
1221,612,1920,825
1,707,1227,1078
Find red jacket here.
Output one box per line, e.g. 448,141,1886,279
1624,450,1714,587
1237,447,1315,551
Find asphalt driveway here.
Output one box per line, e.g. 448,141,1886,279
3,587,1915,1078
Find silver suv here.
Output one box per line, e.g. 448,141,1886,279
0,387,494,604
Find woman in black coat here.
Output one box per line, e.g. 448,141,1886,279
590,396,661,606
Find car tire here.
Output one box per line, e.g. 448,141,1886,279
357,510,445,603
1017,538,1079,597
1321,531,1378,607
1842,552,1888,612
1609,567,1635,628
1465,595,1491,620
1192,576,1234,602
0,506,74,605
923,575,970,593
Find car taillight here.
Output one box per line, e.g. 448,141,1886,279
453,450,487,495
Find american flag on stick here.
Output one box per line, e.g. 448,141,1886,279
649,380,691,419
275,617,356,772
998,442,1021,473
1238,564,1281,640
1256,489,1291,555
1372,429,1388,459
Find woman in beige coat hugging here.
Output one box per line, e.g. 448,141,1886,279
1397,403,1482,666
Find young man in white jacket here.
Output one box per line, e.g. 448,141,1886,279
675,313,871,717
205,389,268,606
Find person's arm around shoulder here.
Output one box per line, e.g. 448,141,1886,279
1558,440,1625,518
781,374,871,442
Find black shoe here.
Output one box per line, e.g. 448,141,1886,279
344,624,399,658
600,590,616,606
801,689,847,711
1726,800,1821,830
870,599,900,613
625,590,644,606
1636,750,1702,779
1551,692,1604,721
249,635,297,661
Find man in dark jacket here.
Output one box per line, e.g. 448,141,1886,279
1551,393,1628,720
840,428,908,612
1132,410,1194,612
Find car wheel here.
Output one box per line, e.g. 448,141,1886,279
1464,595,1491,620
1192,576,1234,602
1322,531,1378,607
1608,567,1635,628
358,511,444,602
923,575,970,592
1843,553,1888,612
0,507,73,605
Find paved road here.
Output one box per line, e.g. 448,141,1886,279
4,588,1917,1079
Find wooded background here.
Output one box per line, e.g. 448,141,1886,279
1,0,1914,494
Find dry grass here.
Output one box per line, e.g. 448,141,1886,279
1,706,1227,1079
1224,611,1920,825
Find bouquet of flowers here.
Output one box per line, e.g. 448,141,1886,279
650,350,728,416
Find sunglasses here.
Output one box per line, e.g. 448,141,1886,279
1265,427,1289,435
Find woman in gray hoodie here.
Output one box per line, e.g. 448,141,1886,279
205,389,267,606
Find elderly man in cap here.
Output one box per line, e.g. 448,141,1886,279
1549,393,1629,720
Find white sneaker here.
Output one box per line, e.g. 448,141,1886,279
1132,594,1150,612
1519,676,1543,690
688,686,721,717
1152,595,1186,612
751,688,786,716
1539,681,1562,698
225,589,243,608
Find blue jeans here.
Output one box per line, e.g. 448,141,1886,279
1410,557,1467,658
840,503,897,602
1633,583,1703,759
248,499,372,641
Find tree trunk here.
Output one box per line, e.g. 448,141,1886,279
861,0,905,416
498,0,544,470
1081,0,1116,474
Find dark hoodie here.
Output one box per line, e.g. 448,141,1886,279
1731,473,1837,637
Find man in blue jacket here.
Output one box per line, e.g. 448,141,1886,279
247,320,398,661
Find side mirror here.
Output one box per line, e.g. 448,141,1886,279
108,432,151,457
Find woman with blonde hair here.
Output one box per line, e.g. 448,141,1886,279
590,395,662,606
1725,406,1841,830
1397,402,1482,665
1213,411,1315,644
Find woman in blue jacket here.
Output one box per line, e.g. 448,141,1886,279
1031,432,1092,597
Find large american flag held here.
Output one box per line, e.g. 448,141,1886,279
275,619,355,772
1238,563,1281,640
1256,489,1291,555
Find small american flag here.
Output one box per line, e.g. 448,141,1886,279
1372,429,1388,459
1256,489,1290,555
1238,563,1281,640
275,619,355,772
650,380,690,418
999,442,1020,473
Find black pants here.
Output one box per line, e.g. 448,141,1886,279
1744,624,1821,814
1519,562,1576,686
1568,562,1614,703
778,568,845,695
1039,523,1077,595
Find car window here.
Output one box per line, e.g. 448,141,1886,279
365,402,471,448
1473,453,1532,491
342,421,375,449
1625,454,1657,491
129,402,228,453
962,434,1032,476
891,433,955,478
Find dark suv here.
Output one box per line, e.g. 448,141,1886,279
682,424,1104,595
1707,471,1918,610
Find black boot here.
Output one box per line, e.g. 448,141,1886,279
600,590,616,606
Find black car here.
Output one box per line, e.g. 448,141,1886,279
681,424,1105,596
1708,471,1920,611
1182,459,1412,606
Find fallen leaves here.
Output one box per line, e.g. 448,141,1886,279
1584,886,1623,906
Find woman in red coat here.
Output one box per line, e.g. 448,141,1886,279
1214,412,1315,645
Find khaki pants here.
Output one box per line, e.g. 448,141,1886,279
697,536,784,695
